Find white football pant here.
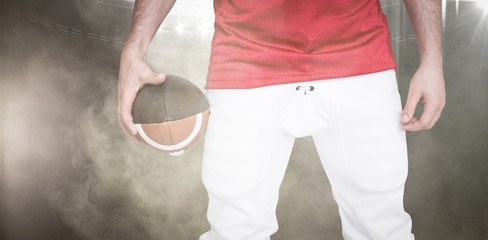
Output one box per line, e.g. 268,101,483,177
199,69,414,240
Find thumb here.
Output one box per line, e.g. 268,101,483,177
401,91,421,123
147,72,166,85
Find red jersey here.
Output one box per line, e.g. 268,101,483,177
205,0,397,89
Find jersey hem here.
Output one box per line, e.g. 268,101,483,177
204,64,398,89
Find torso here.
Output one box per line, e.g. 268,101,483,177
206,0,397,89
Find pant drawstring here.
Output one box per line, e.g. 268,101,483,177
295,85,315,95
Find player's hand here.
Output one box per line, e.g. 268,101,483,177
400,64,446,131
117,57,166,143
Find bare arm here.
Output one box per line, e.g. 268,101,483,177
403,0,443,68
400,0,446,131
118,0,177,142
122,0,176,60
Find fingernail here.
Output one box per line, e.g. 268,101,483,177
401,114,409,120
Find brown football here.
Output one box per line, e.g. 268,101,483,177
132,75,210,156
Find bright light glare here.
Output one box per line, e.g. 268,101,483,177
478,0,488,13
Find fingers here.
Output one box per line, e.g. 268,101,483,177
430,109,442,129
401,100,444,131
118,85,138,136
146,72,166,85
117,114,140,144
401,103,433,131
400,88,422,125
137,63,166,86
117,59,167,144
401,64,446,132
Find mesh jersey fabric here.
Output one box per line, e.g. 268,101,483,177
205,0,397,89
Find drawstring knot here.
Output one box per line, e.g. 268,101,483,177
295,85,315,95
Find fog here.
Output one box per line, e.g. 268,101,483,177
1,0,487,240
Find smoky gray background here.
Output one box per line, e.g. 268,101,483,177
1,0,487,240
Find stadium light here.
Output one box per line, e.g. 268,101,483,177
478,0,488,13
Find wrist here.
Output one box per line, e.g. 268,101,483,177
121,37,152,62
122,46,145,59
418,44,443,68
419,54,443,69
121,48,146,66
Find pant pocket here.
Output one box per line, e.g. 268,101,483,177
341,94,408,191
332,72,409,192
340,121,409,192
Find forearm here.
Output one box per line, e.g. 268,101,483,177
403,0,443,68
122,0,177,61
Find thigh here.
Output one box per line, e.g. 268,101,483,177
202,87,295,197
313,69,409,192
